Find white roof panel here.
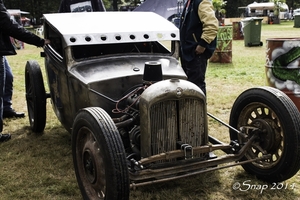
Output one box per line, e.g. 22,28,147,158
43,12,179,46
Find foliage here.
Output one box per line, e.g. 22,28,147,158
102,0,112,9
212,0,227,19
270,0,287,16
212,0,227,15
2,0,300,24
4,0,61,22
123,0,141,6
111,0,141,10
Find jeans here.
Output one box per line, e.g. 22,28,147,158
0,57,17,133
0,56,5,132
3,57,13,112
181,54,208,95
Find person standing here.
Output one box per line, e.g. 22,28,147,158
179,0,218,95
3,57,25,118
0,0,50,142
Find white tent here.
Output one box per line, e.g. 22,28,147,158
247,2,289,11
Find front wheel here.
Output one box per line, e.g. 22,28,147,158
229,86,300,182
72,107,129,200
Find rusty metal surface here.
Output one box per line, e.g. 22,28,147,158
129,134,270,188
139,79,207,158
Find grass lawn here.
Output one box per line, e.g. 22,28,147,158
0,20,300,200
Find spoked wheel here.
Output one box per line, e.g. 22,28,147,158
72,107,129,200
25,60,47,133
229,86,300,182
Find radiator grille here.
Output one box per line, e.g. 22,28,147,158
150,98,206,156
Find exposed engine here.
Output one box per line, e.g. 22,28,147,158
112,61,208,168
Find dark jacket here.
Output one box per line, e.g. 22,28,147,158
180,0,218,61
0,0,45,55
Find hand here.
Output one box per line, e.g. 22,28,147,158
44,39,51,45
195,45,206,55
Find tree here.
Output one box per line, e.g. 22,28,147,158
271,0,287,16
270,0,287,23
225,0,254,18
112,0,118,10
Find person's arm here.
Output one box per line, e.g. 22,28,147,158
195,0,218,54
0,4,47,47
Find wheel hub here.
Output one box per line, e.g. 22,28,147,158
83,149,97,184
251,119,275,152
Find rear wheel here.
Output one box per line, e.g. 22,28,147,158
72,107,129,200
25,60,46,133
229,86,300,182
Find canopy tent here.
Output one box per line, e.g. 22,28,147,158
247,2,289,11
133,0,185,21
7,9,30,16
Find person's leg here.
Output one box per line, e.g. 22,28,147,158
3,57,13,112
0,56,11,142
183,55,208,95
0,56,4,133
3,57,25,118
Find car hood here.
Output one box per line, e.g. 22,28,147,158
69,55,186,85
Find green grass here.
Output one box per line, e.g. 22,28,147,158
1,20,300,200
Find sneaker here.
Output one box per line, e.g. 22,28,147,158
0,133,11,142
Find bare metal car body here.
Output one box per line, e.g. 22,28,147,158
25,12,300,200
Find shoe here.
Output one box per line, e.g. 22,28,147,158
3,109,25,118
208,152,217,159
0,133,11,142
208,152,218,168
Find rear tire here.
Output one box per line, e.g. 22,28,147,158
25,60,46,133
229,86,300,182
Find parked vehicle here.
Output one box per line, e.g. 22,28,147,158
25,12,300,200
294,8,300,17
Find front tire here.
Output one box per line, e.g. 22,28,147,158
229,86,300,182
72,107,129,200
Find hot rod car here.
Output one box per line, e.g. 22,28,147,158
25,12,300,200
